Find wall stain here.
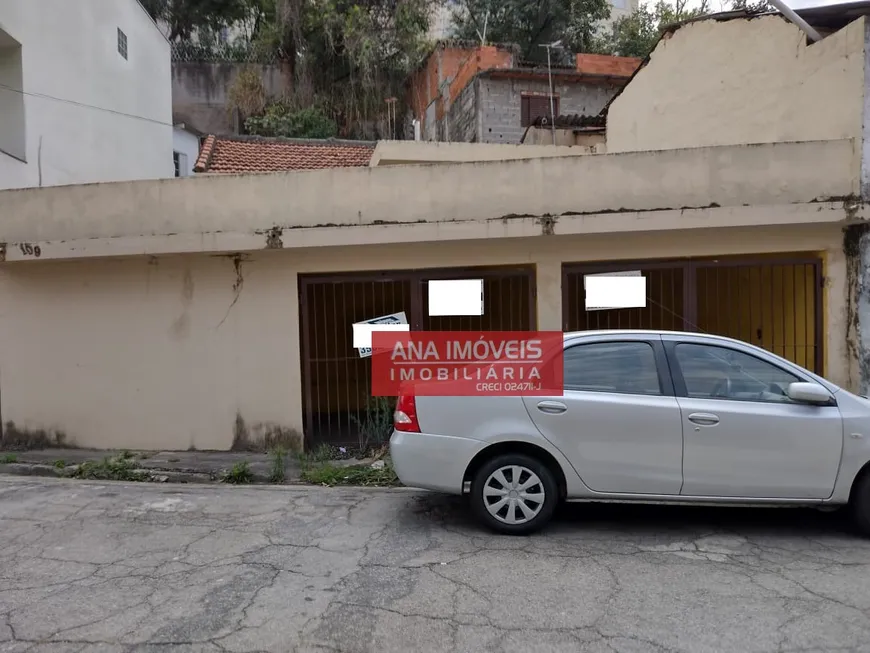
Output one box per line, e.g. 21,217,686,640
170,268,195,339
231,413,302,452
844,223,870,393
538,215,557,235
265,226,284,249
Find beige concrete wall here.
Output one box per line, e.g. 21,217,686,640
522,127,606,150
0,223,847,451
606,16,867,153
0,139,859,260
369,140,598,166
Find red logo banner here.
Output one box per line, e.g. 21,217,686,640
370,331,564,396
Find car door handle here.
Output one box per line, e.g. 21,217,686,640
688,412,720,426
537,401,567,414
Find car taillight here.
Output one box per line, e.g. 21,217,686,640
394,393,421,433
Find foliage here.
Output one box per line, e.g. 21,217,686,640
222,461,254,484
151,0,437,138
730,0,771,12
73,455,142,481
269,447,287,483
141,0,256,41
245,104,339,138
296,443,340,465
300,460,400,486
228,68,268,119
349,397,396,452
601,0,711,59
53,459,66,469
1,453,17,464
294,0,435,138
450,0,612,62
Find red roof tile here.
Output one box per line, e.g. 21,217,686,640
194,135,375,174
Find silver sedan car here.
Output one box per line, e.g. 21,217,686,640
390,330,870,535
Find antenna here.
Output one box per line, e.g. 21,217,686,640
476,10,489,45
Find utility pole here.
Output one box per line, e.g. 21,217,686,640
539,41,562,146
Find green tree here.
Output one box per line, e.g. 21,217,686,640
141,0,260,41
604,0,711,59
146,0,437,138
270,0,435,138
730,0,771,11
245,104,339,138
450,0,612,62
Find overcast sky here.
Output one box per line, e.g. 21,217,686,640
670,0,847,10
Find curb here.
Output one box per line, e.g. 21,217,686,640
0,462,271,485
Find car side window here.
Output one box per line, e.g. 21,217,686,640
563,341,661,396
674,343,800,404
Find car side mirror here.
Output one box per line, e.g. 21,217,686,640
787,382,833,405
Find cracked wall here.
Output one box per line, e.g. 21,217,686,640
0,253,300,450
0,224,851,451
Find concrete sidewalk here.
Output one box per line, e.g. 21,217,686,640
0,447,303,484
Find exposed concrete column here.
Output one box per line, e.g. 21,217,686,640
535,259,563,331
824,245,851,390
848,224,870,395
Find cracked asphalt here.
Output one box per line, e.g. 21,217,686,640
1,478,870,653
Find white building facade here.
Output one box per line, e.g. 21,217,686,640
0,0,173,191
172,124,201,177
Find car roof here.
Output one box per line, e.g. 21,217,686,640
563,329,740,344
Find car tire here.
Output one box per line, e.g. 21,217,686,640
850,471,870,536
470,453,559,536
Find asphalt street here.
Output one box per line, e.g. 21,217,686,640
1,477,869,653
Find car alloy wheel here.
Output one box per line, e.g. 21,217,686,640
483,465,545,525
471,453,558,535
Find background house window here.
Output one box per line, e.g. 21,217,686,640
174,151,189,177
117,28,128,60
521,95,559,127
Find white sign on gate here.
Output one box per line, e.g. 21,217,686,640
352,311,409,358
584,270,646,311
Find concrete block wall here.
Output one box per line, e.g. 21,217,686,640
445,80,479,142
479,78,621,144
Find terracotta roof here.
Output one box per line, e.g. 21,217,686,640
194,135,376,174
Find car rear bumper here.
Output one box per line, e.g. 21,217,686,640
390,430,484,494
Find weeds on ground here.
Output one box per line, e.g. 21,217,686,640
349,397,395,452
222,461,254,484
298,446,398,487
1,453,18,464
300,459,399,487
53,459,66,469
269,447,287,483
73,454,142,481
296,443,336,465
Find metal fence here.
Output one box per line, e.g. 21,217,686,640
299,266,535,447
170,42,283,64
563,256,823,373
